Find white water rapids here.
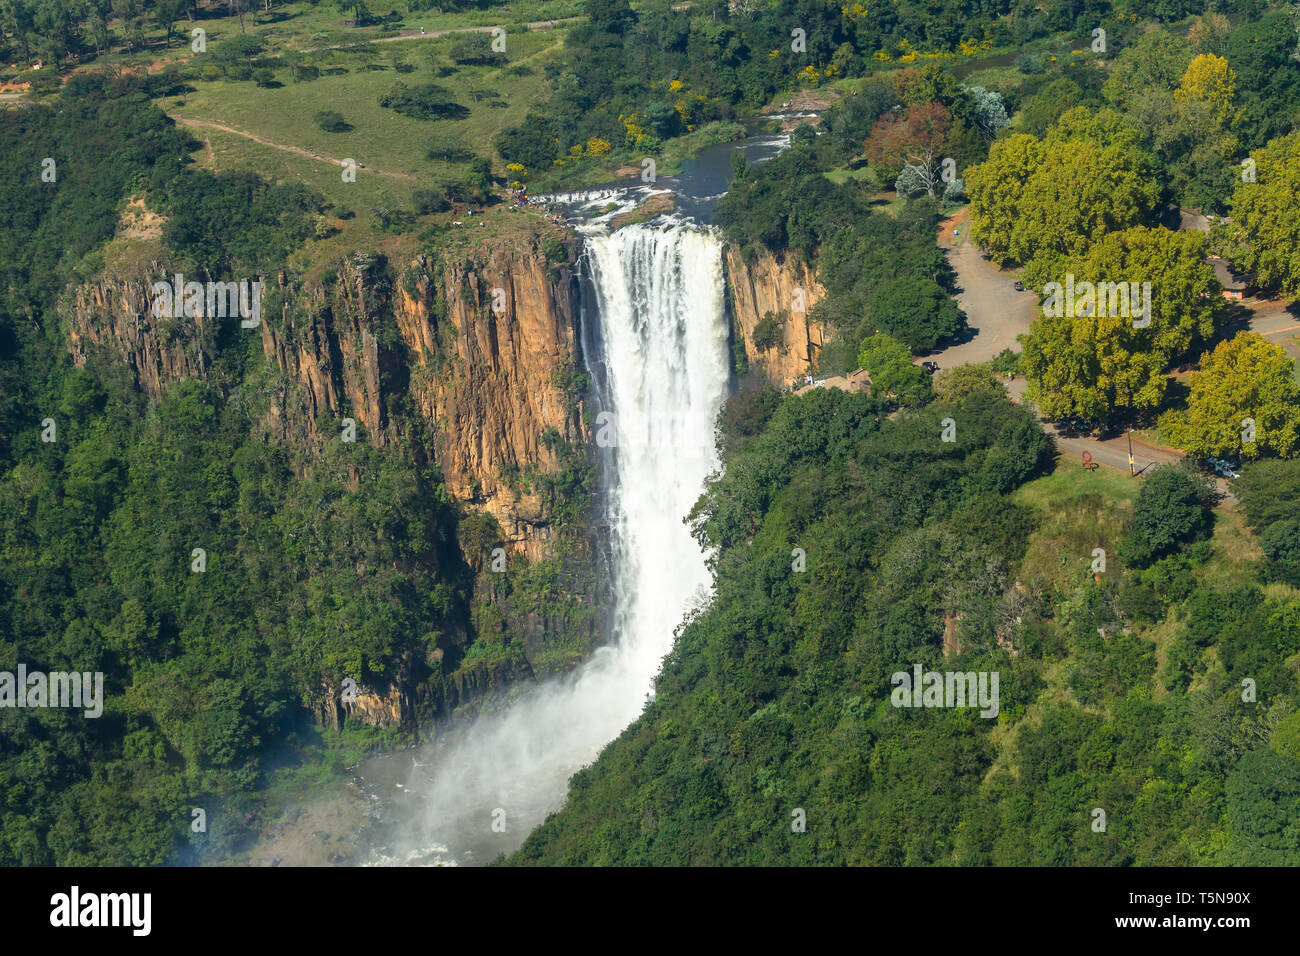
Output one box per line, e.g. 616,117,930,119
363,219,731,865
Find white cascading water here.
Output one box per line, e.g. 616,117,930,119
584,222,731,692
367,219,730,864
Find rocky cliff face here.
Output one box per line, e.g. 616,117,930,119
66,238,588,559
65,233,601,735
260,243,590,562
396,245,589,559
724,246,825,385
63,232,825,734
66,267,217,393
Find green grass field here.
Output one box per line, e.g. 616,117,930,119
146,22,573,260
1012,457,1135,594
1013,455,1142,510
1009,451,1276,616
166,123,423,272
59,0,583,73
164,27,565,174
823,164,875,185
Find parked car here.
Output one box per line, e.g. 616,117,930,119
1206,457,1241,479
921,361,939,374
1013,280,1025,291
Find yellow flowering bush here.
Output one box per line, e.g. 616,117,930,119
620,112,648,146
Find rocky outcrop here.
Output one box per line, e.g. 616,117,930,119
64,235,601,736
610,194,676,229
724,246,826,385
65,237,588,559
396,245,588,558
65,265,216,395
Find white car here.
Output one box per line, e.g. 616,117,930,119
1207,458,1241,479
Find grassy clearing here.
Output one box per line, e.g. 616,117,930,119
168,122,405,265
868,190,910,216
1013,454,1140,510
68,1,582,73
1144,616,1180,702
98,235,168,277
1200,504,1300,599
155,26,573,265
1013,450,1256,587
163,28,565,176
1130,426,1172,448
1012,457,1135,595
981,656,1077,786
823,164,875,185
168,120,567,279
1202,506,1265,583
958,65,1024,90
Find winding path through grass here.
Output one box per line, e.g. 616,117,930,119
169,115,418,180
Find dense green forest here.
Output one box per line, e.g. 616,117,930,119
512,381,1300,865
506,4,1300,865
4,0,1300,869
0,76,597,864
1,81,405,863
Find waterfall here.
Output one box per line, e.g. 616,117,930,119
366,219,731,865
582,222,732,691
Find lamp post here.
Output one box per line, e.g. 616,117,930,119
1127,428,1135,477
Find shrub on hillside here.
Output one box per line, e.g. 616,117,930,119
314,111,351,132
1120,462,1216,566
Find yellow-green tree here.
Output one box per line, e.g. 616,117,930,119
966,108,1159,284
965,132,1043,263
1021,308,1168,424
933,365,1002,403
1073,226,1223,361
1227,132,1300,297
1175,53,1236,124
1172,333,1300,460
1021,226,1226,423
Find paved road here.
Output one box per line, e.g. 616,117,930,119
924,209,1038,368
1240,299,1300,360
1004,374,1240,496
1053,421,1235,499
1051,427,1179,476
1002,376,1184,474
